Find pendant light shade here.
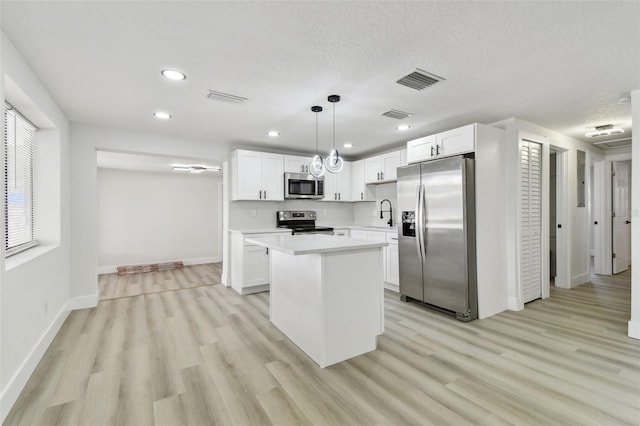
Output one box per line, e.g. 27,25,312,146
309,105,325,177
324,94,344,174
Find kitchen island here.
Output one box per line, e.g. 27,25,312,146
246,234,387,368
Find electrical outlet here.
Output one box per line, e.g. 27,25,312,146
251,209,257,217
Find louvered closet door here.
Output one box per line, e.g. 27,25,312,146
520,140,543,303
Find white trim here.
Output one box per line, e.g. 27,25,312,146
67,292,99,310
571,272,591,288
383,282,399,293
0,305,70,423
629,320,640,340
97,257,221,275
508,296,524,311
592,157,608,275
235,283,269,295
605,152,632,162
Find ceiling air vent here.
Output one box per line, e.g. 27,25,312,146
381,109,413,120
206,90,248,104
396,68,445,91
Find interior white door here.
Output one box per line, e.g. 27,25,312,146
612,161,631,274
520,140,543,303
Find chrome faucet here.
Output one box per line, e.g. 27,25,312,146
380,199,393,227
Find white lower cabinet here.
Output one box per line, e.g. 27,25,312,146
386,233,399,286
230,231,290,294
349,229,398,286
333,228,350,237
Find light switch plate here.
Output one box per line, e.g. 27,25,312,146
251,209,257,217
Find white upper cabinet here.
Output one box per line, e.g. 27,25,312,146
350,160,374,201
231,150,284,201
365,151,401,184
284,155,313,174
322,162,351,202
437,124,475,158
407,124,476,164
407,134,436,163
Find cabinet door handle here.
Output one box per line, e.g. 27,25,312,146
259,190,262,199
431,146,435,156
334,193,337,200
338,193,341,200
381,172,384,180
264,190,267,199
266,248,269,255
436,144,440,155
361,192,363,200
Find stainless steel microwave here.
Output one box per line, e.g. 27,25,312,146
284,173,324,199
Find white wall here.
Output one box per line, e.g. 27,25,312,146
629,89,640,340
492,117,606,311
97,168,221,273
70,124,227,304
0,33,71,421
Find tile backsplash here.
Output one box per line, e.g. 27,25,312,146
228,182,399,230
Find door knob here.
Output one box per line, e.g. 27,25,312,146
626,220,632,224
557,224,562,229
594,221,598,225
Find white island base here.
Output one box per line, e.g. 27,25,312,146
247,235,386,368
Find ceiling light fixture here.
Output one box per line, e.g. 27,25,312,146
267,131,280,137
324,94,344,174
172,165,221,173
154,112,172,119
161,69,186,81
343,143,354,148
396,124,411,131
308,105,325,177
585,124,624,138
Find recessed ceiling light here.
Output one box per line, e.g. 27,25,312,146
154,112,172,120
161,69,186,81
343,143,354,148
396,124,411,131
267,131,280,137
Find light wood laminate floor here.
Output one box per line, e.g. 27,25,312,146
98,264,222,300
5,270,639,425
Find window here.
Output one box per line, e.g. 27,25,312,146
4,104,37,256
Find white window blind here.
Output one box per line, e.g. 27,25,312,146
4,104,37,256
520,139,542,303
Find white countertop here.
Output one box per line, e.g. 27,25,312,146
229,228,291,234
231,225,397,235
246,234,388,255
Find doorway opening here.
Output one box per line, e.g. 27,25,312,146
549,146,569,289
612,160,632,274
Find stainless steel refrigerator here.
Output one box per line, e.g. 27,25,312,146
397,155,477,321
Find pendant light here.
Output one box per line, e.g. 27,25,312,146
324,94,344,174
308,105,325,177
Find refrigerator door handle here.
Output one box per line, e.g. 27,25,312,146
415,184,423,260
421,183,427,258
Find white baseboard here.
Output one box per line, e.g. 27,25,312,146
628,320,640,340
383,282,399,293
97,256,221,275
67,292,99,310
221,272,230,287
234,284,270,295
0,305,70,423
571,272,591,288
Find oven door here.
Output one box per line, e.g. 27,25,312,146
285,173,324,199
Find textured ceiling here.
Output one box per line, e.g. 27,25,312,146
1,1,638,161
